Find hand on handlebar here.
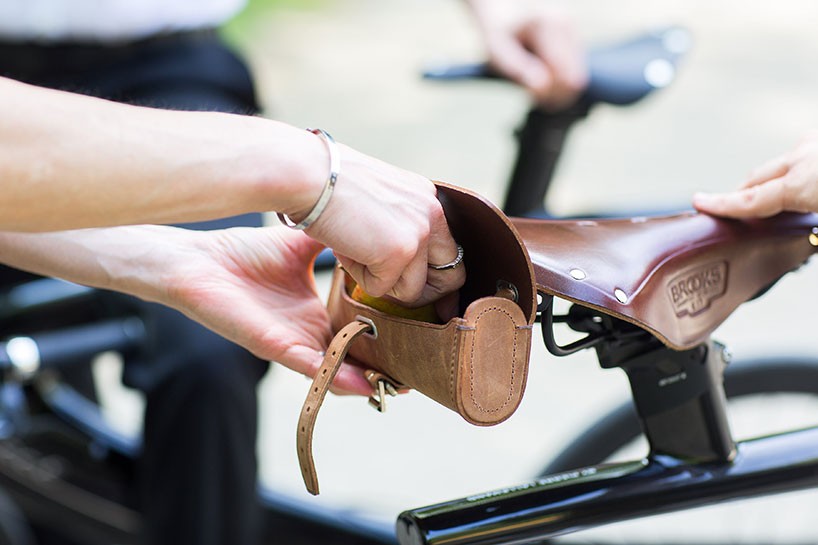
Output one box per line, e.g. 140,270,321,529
465,0,587,108
694,131,818,218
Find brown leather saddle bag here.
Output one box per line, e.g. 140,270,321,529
297,181,818,495
297,182,537,495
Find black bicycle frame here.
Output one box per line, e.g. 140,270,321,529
397,427,818,545
396,303,818,545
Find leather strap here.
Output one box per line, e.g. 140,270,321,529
297,320,373,495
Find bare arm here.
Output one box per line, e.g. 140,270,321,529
0,226,372,395
0,76,326,231
0,76,465,304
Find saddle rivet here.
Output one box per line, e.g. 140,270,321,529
614,288,629,304
810,227,818,246
569,268,587,280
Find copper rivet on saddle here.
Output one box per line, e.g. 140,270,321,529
569,268,587,280
614,288,629,304
810,227,818,247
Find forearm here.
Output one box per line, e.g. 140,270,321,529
0,77,325,231
0,227,181,303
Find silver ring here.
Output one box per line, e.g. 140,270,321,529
428,244,464,271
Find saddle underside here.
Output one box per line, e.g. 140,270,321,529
513,212,818,350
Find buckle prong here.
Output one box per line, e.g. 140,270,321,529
366,372,400,413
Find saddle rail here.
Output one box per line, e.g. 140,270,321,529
512,211,818,350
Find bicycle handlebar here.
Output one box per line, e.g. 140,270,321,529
0,278,96,321
0,317,146,380
423,26,692,107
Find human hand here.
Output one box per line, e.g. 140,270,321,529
299,144,466,315
694,131,818,218
165,226,372,395
465,0,587,108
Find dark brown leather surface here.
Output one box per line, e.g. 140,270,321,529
436,181,537,322
514,211,818,349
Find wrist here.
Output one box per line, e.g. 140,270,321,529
277,128,340,230
248,120,328,220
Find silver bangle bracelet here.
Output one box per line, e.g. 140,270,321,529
277,128,340,230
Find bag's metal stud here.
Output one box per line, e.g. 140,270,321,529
496,280,519,302
614,288,629,304
809,227,818,247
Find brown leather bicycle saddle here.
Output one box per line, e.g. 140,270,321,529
513,211,818,350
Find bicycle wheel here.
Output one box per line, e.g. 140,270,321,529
540,356,818,475
0,488,34,545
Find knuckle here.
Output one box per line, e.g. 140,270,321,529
780,176,804,211
739,187,758,209
391,236,420,263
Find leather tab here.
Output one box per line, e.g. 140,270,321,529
297,320,372,495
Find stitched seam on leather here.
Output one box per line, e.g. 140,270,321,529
449,328,459,403
469,307,518,414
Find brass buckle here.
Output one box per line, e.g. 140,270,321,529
365,370,400,413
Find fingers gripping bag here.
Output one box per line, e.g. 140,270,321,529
296,181,537,495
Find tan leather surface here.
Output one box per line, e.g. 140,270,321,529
297,181,538,494
327,268,532,423
297,320,372,496
513,211,818,349
455,296,532,425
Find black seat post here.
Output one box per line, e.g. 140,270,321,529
501,102,589,218
597,337,736,463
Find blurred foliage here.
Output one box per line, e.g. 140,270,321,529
221,0,326,46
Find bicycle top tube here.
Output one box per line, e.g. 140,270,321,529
514,211,818,350
423,26,692,107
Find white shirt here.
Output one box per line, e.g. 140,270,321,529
0,0,247,43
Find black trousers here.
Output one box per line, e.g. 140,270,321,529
0,31,268,545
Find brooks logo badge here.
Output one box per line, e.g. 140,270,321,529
668,261,728,317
